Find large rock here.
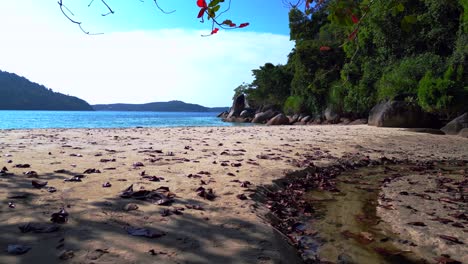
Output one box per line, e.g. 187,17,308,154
324,106,340,123
300,115,312,123
239,109,255,118
441,113,468,135
349,118,368,125
288,114,300,124
227,94,246,118
217,111,228,118
368,101,439,128
266,114,290,126
459,128,468,138
252,110,276,124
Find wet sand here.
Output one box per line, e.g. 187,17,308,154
0,125,466,263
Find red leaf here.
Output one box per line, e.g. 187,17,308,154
351,14,359,24
211,28,219,34
229,23,236,27
320,46,331,51
239,23,249,28
197,0,207,8
197,8,206,18
348,28,358,40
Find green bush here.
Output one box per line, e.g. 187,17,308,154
417,71,454,114
418,66,468,116
377,53,444,100
283,96,304,114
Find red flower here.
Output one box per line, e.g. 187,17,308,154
197,0,207,8
319,46,331,51
211,28,219,34
351,14,359,24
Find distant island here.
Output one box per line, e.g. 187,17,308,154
0,70,93,111
93,101,229,112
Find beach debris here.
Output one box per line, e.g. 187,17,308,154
69,153,83,157
439,235,464,244
407,222,427,227
120,185,174,205
83,168,101,174
240,181,251,188
86,249,109,260
133,162,144,167
196,187,216,200
24,171,38,177
32,180,48,188
7,244,31,255
449,213,467,221
185,204,204,210
102,182,112,188
373,247,404,256
236,194,248,200
14,164,30,168
47,187,57,193
161,208,184,217
8,202,15,208
64,176,83,182
124,203,139,211
100,158,116,163
125,227,165,238
51,208,69,224
54,169,68,173
19,223,59,233
59,250,75,260
431,217,453,224
142,176,164,182
434,256,462,264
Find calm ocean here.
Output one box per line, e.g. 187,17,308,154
0,111,248,129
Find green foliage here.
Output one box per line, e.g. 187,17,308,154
232,0,466,118
232,83,250,100
418,66,468,115
283,96,304,114
417,71,454,114
376,53,445,100
246,63,292,109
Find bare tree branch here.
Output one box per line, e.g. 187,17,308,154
153,0,176,14
57,0,103,35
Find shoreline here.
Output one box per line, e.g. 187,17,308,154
0,125,467,263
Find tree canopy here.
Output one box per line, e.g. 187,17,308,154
239,0,467,119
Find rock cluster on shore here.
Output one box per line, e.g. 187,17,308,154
220,94,468,137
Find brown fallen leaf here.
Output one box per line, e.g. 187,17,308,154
439,235,464,244
407,222,426,227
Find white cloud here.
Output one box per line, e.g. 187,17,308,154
0,4,293,107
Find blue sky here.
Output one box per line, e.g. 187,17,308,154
0,1,295,107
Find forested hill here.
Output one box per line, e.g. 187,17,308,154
236,0,467,119
0,70,93,111
93,101,228,112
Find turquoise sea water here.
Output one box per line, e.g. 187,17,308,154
0,111,246,129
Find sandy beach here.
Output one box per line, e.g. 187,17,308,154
0,125,467,264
